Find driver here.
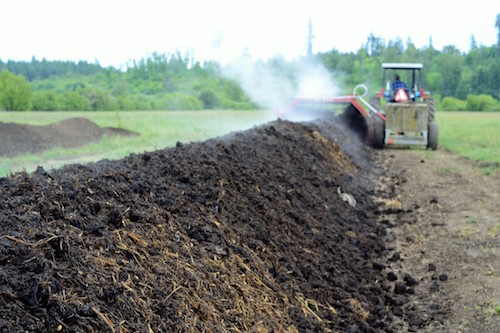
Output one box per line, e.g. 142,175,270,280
391,74,410,102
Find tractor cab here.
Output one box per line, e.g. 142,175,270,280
378,63,429,103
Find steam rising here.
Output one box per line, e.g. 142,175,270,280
295,62,339,98
223,56,340,121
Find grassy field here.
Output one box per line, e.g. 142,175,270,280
436,112,500,165
0,110,275,176
0,110,499,177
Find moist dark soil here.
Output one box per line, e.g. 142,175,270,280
1,114,498,332
0,115,416,333
0,117,137,157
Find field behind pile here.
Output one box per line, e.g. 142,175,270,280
0,110,499,176
0,110,275,176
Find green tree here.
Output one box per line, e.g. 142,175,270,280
431,46,463,97
307,19,314,56
440,96,466,111
382,38,404,61
366,33,384,57
159,93,202,110
61,91,91,111
0,69,32,110
470,34,478,50
466,94,496,111
32,90,61,111
198,90,219,109
496,14,500,47
426,72,443,93
81,88,115,110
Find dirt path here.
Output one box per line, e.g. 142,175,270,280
374,149,500,332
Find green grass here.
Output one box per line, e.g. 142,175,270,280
0,110,275,176
436,112,500,165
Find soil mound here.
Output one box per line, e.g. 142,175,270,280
0,116,407,332
0,117,137,157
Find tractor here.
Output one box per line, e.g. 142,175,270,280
373,63,438,150
280,62,439,150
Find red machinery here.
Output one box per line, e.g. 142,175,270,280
279,85,386,148
279,62,438,150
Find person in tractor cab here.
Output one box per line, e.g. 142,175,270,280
391,74,410,102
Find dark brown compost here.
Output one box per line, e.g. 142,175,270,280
0,115,415,332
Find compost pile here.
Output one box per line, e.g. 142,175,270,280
0,116,410,332
0,117,136,157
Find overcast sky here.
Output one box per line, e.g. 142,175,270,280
1,0,498,68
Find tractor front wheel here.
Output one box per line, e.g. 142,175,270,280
428,121,439,150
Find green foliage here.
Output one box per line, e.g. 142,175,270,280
32,90,61,111
61,91,92,111
158,93,202,110
426,72,443,93
466,94,497,111
116,95,151,111
218,97,256,110
0,57,104,81
3,30,500,112
438,94,500,112
0,70,32,111
223,80,246,102
3,52,257,111
198,90,219,109
81,88,115,111
318,35,500,103
469,57,500,99
439,96,467,111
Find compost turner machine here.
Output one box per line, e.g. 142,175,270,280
280,63,439,150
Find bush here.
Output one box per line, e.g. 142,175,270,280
218,97,256,110
439,96,466,111
81,88,116,111
61,91,92,111
116,95,152,111
159,93,202,110
136,81,164,94
32,91,62,111
0,70,32,111
431,94,441,104
491,101,500,112
198,90,219,109
466,94,496,111
223,81,245,102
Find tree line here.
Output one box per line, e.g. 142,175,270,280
1,34,500,112
0,53,256,112
0,57,103,81
315,34,500,111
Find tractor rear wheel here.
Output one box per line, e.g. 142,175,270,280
428,121,439,150
372,116,385,149
428,97,435,122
